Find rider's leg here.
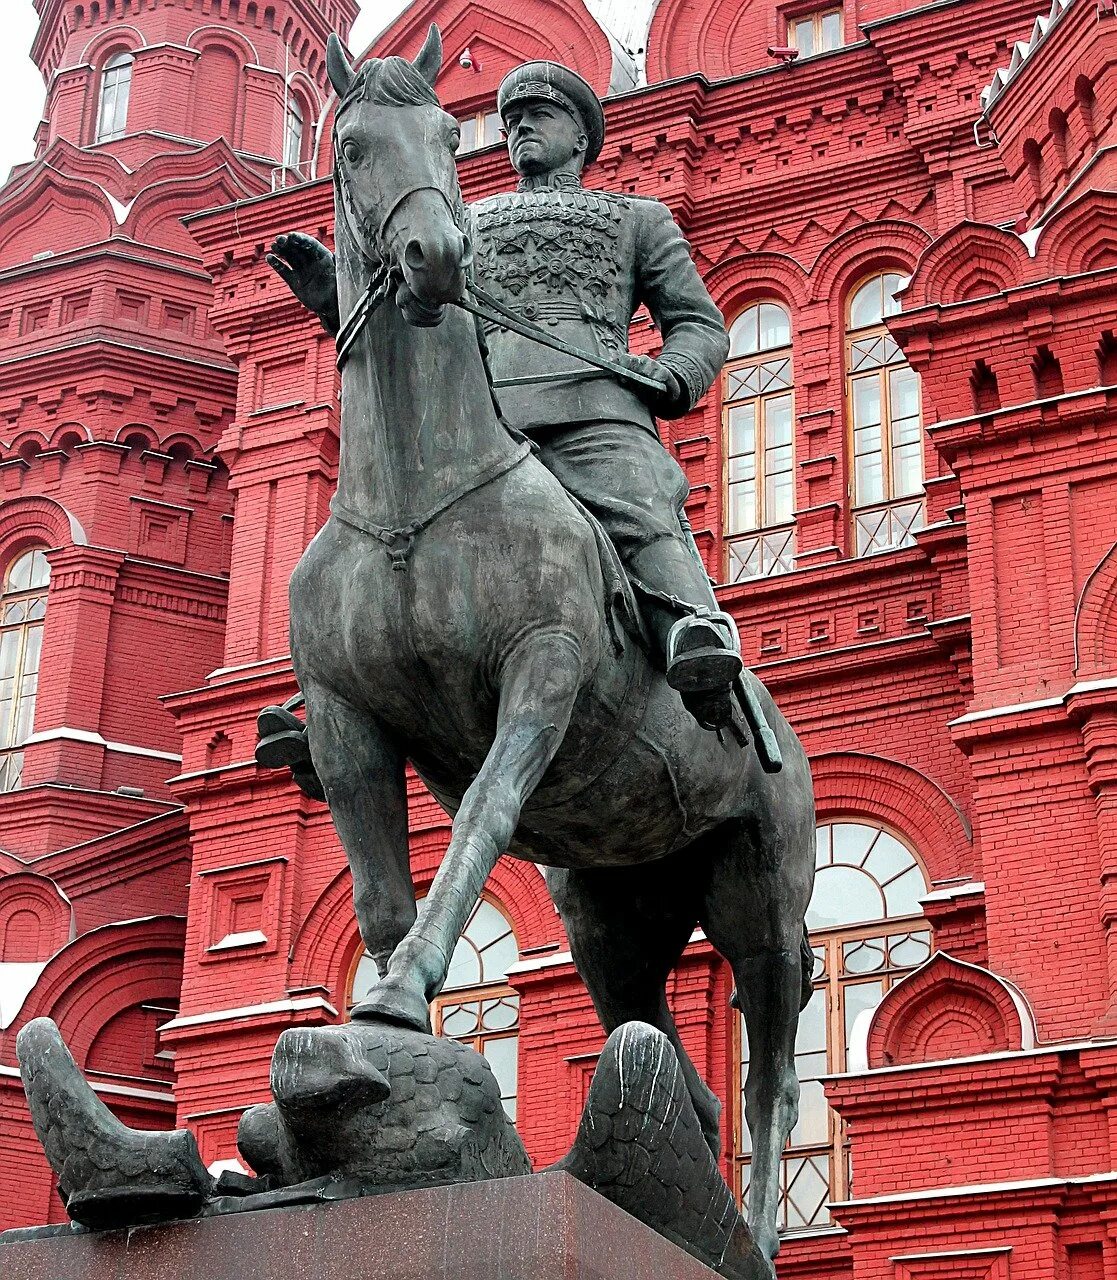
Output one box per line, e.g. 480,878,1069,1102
535,421,741,710
354,629,587,1031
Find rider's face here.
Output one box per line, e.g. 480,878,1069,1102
503,101,587,177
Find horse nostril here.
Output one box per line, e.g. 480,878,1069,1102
404,239,426,270
459,234,474,270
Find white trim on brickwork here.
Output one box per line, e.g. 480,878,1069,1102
949,697,1063,726
207,930,268,952
198,856,288,878
891,1247,1012,1262
22,727,182,762
837,1170,1117,1210
0,1063,171,1102
206,655,292,677
506,929,708,977
845,951,1037,1072
920,879,985,902
951,679,1117,729
829,1035,1117,1083
1068,676,1117,696
160,996,337,1032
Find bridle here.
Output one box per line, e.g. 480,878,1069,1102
327,128,669,575
333,156,468,370
332,145,666,392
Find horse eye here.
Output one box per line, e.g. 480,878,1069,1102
449,127,461,151
342,139,361,164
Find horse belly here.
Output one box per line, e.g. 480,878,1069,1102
514,682,746,868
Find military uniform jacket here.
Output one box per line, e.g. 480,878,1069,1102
470,172,730,435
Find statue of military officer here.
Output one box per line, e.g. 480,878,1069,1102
270,60,741,727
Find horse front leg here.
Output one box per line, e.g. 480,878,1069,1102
353,631,586,1032
301,680,415,982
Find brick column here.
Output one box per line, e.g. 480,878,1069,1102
1066,687,1117,1032
22,545,124,789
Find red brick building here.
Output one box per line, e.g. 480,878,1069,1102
2,0,1117,1276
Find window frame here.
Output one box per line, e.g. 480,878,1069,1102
456,107,503,155
0,547,50,793
844,271,926,558
284,95,306,171
722,301,797,583
732,819,932,1235
787,6,845,58
95,50,134,145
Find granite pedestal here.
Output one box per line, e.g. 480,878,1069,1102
0,1171,726,1279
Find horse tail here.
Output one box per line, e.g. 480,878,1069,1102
799,924,814,1011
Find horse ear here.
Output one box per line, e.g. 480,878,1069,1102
413,24,443,86
327,33,354,98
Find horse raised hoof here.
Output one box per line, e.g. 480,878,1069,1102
15,1018,213,1229
554,1022,770,1280
349,976,434,1035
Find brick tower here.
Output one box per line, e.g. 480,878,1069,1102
0,0,354,1227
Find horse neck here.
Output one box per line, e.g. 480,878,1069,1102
333,255,515,529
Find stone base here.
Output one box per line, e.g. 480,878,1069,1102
0,1172,723,1279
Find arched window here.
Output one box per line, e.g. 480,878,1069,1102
284,96,305,171
735,820,931,1233
350,896,521,1118
0,548,50,792
723,301,796,581
96,51,134,144
847,273,924,557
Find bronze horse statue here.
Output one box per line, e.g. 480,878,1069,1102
269,28,816,1265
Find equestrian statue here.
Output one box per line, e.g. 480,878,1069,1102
8,27,817,1278
258,28,816,1266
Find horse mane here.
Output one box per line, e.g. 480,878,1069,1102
337,57,440,117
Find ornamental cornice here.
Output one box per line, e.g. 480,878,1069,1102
833,1173,1104,1229
826,1056,1062,1120
925,385,1117,468
45,544,125,595
0,338,237,411
115,585,226,622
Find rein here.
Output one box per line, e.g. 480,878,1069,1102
337,272,668,394
333,165,666,392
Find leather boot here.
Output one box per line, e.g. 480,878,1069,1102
626,538,742,726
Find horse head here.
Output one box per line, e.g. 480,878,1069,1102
328,27,472,325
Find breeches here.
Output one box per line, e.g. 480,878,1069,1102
531,419,717,625
532,420,690,558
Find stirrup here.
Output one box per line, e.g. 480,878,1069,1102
665,609,743,695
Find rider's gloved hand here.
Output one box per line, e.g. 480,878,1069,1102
614,352,686,418
267,233,341,336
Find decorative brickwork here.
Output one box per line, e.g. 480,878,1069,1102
1,0,1117,1276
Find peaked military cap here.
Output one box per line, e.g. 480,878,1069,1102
497,61,606,164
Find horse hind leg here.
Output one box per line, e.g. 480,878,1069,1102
300,680,416,983
700,815,815,1265
546,853,724,1156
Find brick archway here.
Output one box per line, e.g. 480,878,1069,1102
861,952,1036,1069
810,752,972,885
